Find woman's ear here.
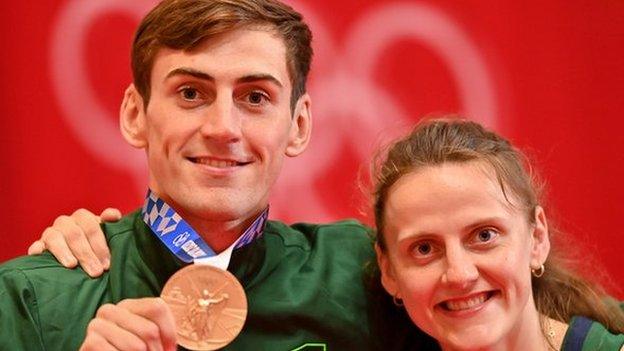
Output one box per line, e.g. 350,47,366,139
285,93,312,157
376,243,400,298
530,206,551,269
120,84,148,149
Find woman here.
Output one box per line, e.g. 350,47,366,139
372,118,624,350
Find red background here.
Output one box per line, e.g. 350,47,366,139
1,1,622,297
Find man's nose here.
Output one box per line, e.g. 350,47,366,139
199,95,241,142
441,247,479,288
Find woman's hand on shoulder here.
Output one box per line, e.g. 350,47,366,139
28,208,121,277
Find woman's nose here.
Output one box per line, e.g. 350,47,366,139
441,248,479,289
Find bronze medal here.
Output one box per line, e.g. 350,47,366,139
161,264,248,350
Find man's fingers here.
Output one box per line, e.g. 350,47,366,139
27,240,45,255
97,304,164,351
79,331,118,351
39,227,78,268
100,208,122,222
85,316,151,351
81,299,177,351
53,215,104,277
73,209,111,269
118,298,178,350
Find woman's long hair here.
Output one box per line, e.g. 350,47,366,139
372,117,624,334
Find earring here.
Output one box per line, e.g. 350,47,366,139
531,264,545,278
392,295,403,307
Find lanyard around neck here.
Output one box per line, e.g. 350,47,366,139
141,189,268,269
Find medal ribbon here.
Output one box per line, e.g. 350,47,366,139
141,189,268,268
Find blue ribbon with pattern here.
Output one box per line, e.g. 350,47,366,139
141,189,268,263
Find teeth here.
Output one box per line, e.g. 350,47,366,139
444,293,488,311
195,158,238,168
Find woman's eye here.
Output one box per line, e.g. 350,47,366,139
409,240,443,266
475,229,498,243
409,241,439,264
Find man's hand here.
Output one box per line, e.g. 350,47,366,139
79,297,177,351
28,208,121,277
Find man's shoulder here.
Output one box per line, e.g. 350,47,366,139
0,252,112,350
102,208,143,242
267,218,372,236
1,252,77,277
265,219,375,258
0,210,143,285
0,252,102,290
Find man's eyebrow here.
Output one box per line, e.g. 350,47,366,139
236,74,283,88
164,68,214,82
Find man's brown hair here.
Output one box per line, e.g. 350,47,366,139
132,0,313,112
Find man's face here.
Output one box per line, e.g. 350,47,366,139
125,27,310,230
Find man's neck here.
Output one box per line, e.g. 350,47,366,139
176,208,260,254
189,218,248,253
144,189,265,254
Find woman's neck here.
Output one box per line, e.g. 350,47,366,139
495,306,568,351
440,302,569,351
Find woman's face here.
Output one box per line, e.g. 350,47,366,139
376,161,550,350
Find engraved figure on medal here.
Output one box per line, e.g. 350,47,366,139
161,265,248,351
182,286,230,341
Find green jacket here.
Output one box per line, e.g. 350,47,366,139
0,210,378,351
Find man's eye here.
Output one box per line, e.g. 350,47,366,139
246,91,268,105
412,242,433,256
180,87,199,101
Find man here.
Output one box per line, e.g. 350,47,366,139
0,1,379,350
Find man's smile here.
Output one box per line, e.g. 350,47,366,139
187,156,253,168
